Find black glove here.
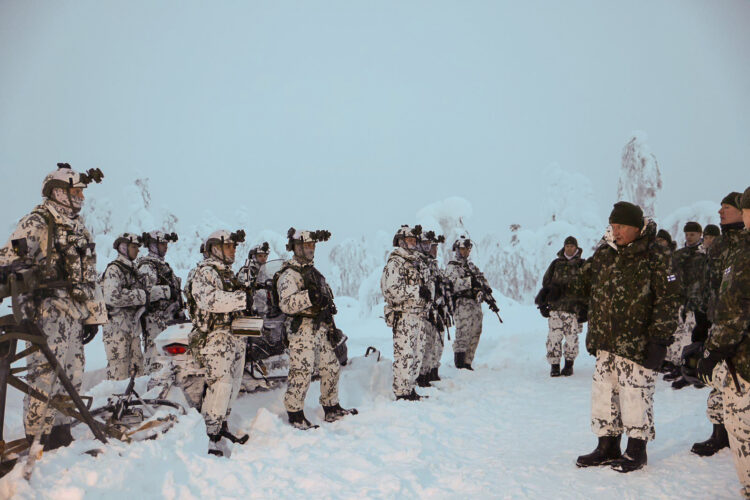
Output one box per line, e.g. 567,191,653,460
308,287,326,308
680,341,704,383
697,350,723,385
419,285,431,301
534,287,550,306
546,284,563,302
470,276,481,291
538,303,550,318
643,343,668,371
82,324,99,345
246,291,254,312
692,310,711,343
577,307,588,324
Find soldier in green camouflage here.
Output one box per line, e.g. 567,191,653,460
573,202,680,473
537,235,586,377
665,222,706,389
690,191,746,457
698,187,750,498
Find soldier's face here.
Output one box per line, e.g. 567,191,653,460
220,242,236,263
430,244,438,258
684,231,702,246
404,237,417,250
127,243,140,260
743,209,750,229
563,244,577,257
255,253,268,265
719,203,743,224
703,235,716,248
611,223,640,246
459,247,471,258
295,241,316,261
158,242,169,257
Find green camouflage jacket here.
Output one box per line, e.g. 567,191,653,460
700,224,746,322
541,247,586,314
672,243,707,312
705,229,750,381
569,221,680,365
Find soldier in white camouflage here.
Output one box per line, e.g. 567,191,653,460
445,236,492,370
381,225,431,400
187,229,250,455
416,231,449,387
276,228,356,429
136,230,185,372
0,163,106,449
238,242,269,291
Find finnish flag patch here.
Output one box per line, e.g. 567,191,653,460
667,274,677,282
724,267,732,276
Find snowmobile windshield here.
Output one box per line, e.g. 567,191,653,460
257,259,285,285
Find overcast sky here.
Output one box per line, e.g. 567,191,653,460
1,0,748,239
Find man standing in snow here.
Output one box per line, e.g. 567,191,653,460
277,228,356,429
698,186,750,499
136,230,185,373
381,225,431,400
416,230,447,387
536,236,586,377
665,222,706,389
186,229,250,455
689,192,746,457
0,164,106,450
445,236,495,370
238,241,269,290
573,201,679,473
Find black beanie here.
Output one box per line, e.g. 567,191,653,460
721,191,742,210
564,236,578,247
704,224,720,236
683,221,702,233
609,201,644,229
741,187,750,210
656,229,672,243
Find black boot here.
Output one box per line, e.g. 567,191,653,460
561,359,574,376
287,410,319,430
396,389,425,401
417,373,432,387
429,367,441,382
611,437,647,472
691,424,729,456
455,352,466,369
208,432,225,457
663,368,681,382
550,363,561,377
576,435,622,467
671,377,690,390
323,403,358,423
44,424,73,451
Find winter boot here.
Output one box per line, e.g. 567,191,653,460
417,373,432,387
455,352,466,369
611,437,648,473
323,403,359,423
671,377,690,390
659,360,676,374
219,421,249,444
576,435,622,467
428,367,441,382
550,364,561,377
561,359,574,376
663,368,681,382
691,424,729,456
44,424,73,451
288,410,319,430
395,389,426,401
208,432,226,457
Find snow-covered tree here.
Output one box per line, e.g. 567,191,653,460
617,132,662,218
329,236,380,297
417,197,474,266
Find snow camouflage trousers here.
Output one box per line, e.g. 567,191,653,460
452,298,483,365
392,312,428,397
666,308,695,365
24,298,85,437
708,362,728,425
420,321,441,376
546,311,581,365
591,350,656,441
141,313,167,373
102,310,144,380
199,328,246,435
284,318,341,413
722,373,750,499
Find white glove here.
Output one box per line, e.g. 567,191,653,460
149,285,171,302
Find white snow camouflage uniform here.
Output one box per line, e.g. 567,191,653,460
100,254,149,380
0,199,107,436
381,247,430,397
136,252,184,371
277,256,341,412
420,255,444,376
188,256,247,435
445,257,489,365
546,311,582,365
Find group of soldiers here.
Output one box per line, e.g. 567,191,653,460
380,226,499,400
535,191,750,497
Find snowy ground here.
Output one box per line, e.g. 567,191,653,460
0,297,743,499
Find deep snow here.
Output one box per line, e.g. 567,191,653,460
0,297,743,499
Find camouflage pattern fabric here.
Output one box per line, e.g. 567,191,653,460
699,225,746,322
541,247,586,314
666,308,695,365
0,199,106,437
722,372,750,499
672,243,706,313
277,257,340,411
445,257,490,365
392,312,428,396
419,254,442,375
546,310,581,364
707,362,728,424
189,257,246,334
568,221,680,366
237,260,261,289
101,255,148,379
419,321,439,376
591,350,656,441
137,253,183,371
199,328,246,434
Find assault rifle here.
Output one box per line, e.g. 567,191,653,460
433,275,454,341
464,265,503,324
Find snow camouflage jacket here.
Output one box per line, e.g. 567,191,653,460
137,254,183,313
187,257,246,334
706,230,750,381
672,243,707,312
100,254,147,315
0,200,107,324
541,247,586,314
276,256,333,318
569,221,680,366
699,225,746,322
444,258,490,303
381,247,430,317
